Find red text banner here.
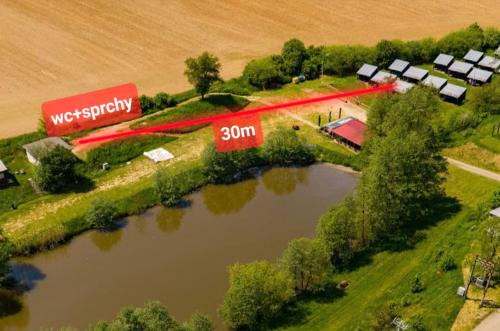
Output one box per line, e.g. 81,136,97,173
42,83,141,136
212,114,263,152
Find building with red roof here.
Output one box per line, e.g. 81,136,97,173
326,116,367,151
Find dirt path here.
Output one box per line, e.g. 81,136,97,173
446,157,500,183
473,310,500,331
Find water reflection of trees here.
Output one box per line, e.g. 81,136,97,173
90,229,123,252
0,289,29,328
155,207,186,233
202,179,258,215
262,167,308,196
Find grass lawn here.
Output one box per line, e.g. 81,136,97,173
272,166,499,331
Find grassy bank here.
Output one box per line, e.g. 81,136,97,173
269,166,498,331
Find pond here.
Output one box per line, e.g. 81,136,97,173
0,164,358,330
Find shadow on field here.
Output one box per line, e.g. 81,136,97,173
269,281,346,329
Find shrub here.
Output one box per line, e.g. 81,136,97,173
182,313,215,331
86,198,119,229
139,94,155,114
324,45,376,76
201,143,262,184
411,274,424,293
243,56,288,90
436,23,484,57
35,145,79,193
375,39,406,68
219,261,294,330
408,314,427,331
153,92,177,110
438,254,456,272
209,77,254,96
279,238,330,292
155,171,183,207
262,127,315,166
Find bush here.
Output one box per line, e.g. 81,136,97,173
209,77,255,96
181,313,215,331
279,238,330,292
86,135,176,168
436,23,484,57
153,92,177,110
375,39,406,68
471,79,500,117
324,45,376,76
35,145,79,193
438,254,456,272
243,56,288,90
201,143,262,184
86,198,119,229
262,127,315,166
155,171,183,207
408,314,427,331
410,274,424,293
219,261,294,330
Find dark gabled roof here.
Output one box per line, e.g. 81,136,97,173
370,71,396,84
0,160,7,173
422,75,447,90
464,49,484,63
402,66,428,81
433,54,454,66
388,59,410,73
448,61,474,74
440,83,466,99
467,68,493,82
478,55,500,71
23,137,72,159
394,79,415,93
357,64,378,77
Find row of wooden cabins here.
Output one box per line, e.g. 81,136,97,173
357,60,467,104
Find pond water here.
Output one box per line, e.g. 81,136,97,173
0,164,357,330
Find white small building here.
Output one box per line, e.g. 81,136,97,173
143,148,174,163
22,137,72,165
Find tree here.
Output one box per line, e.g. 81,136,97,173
139,95,155,114
155,170,183,206
483,27,500,49
184,52,221,99
154,92,176,110
281,38,307,76
471,79,500,117
181,313,214,331
279,238,330,292
375,40,405,68
317,198,357,266
361,87,447,243
262,127,315,166
86,198,119,229
437,23,484,57
35,145,78,193
243,56,286,90
219,261,294,330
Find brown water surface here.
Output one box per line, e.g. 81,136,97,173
0,165,357,330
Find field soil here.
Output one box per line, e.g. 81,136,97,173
1,0,500,138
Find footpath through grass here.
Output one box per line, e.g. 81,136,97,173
272,166,499,331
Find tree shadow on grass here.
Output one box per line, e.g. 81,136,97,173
382,195,462,252
269,281,346,329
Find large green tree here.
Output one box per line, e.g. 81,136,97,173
219,261,294,330
243,56,285,90
279,238,330,292
35,145,78,193
360,87,447,243
281,38,307,76
184,52,221,99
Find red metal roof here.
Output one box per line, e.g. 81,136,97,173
330,118,366,146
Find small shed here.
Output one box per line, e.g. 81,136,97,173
439,83,467,104
422,75,448,90
448,61,474,80
370,71,396,86
388,59,410,76
463,49,484,64
467,68,493,86
394,79,415,94
433,53,454,71
0,160,8,185
143,148,174,163
477,55,500,72
22,137,73,165
356,64,378,81
402,66,429,83
490,207,500,218
327,116,367,151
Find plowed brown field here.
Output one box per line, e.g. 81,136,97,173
1,0,499,138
